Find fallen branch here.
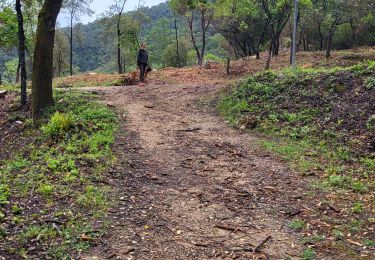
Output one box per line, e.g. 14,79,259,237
176,127,202,132
253,235,272,253
214,224,239,232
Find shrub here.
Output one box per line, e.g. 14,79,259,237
204,53,224,63
42,112,74,138
163,40,188,67
364,77,375,90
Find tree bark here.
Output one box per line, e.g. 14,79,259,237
15,60,20,83
16,0,27,106
58,49,62,77
325,32,334,59
265,34,273,70
226,57,230,75
69,16,73,76
200,11,206,65
174,12,180,68
318,21,323,51
117,17,123,74
188,12,202,66
32,0,63,122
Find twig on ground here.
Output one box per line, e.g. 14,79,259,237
253,235,272,253
176,127,202,132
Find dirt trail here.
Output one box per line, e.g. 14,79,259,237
85,82,307,259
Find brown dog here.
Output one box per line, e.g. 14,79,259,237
119,67,152,86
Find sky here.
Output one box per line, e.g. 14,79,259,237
58,0,166,26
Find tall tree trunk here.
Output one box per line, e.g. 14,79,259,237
200,11,206,65
16,0,27,106
16,60,21,83
325,19,339,59
69,16,73,76
325,32,333,59
174,12,180,68
188,13,202,66
58,49,62,78
226,57,230,76
265,34,273,70
31,0,63,122
256,22,269,60
350,20,356,49
318,21,323,51
117,17,123,74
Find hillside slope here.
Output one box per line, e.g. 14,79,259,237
220,61,375,258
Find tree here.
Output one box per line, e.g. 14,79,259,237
259,0,292,56
62,0,93,76
171,0,214,66
110,0,127,74
0,5,18,48
291,0,299,69
53,28,70,77
15,0,27,106
31,0,63,122
148,18,173,67
213,0,269,59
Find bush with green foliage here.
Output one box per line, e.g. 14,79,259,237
164,40,188,67
42,112,75,138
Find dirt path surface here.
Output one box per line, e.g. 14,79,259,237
84,83,307,259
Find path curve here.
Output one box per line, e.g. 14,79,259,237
85,83,306,259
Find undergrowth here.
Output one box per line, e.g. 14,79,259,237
219,61,375,257
0,90,118,258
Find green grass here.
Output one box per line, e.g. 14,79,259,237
288,219,306,230
0,90,118,258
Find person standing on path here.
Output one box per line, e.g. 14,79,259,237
137,42,149,87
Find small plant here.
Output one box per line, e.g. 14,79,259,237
327,175,349,188
77,185,106,208
352,202,364,214
301,235,325,245
11,205,22,215
332,229,344,240
0,184,10,205
364,77,375,90
301,248,316,260
364,239,375,248
289,219,305,230
37,184,54,198
351,181,367,193
42,112,74,138
20,225,57,243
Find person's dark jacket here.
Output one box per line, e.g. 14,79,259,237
137,49,148,67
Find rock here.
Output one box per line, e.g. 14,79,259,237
0,90,7,98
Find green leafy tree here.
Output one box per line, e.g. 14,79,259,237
148,18,173,68
170,0,214,66
63,0,93,76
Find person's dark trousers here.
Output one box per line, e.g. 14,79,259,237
139,63,147,83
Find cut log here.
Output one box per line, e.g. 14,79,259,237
0,90,7,98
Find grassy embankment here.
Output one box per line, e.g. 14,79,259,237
0,90,118,258
219,61,375,258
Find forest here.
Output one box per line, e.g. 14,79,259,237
0,0,375,259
